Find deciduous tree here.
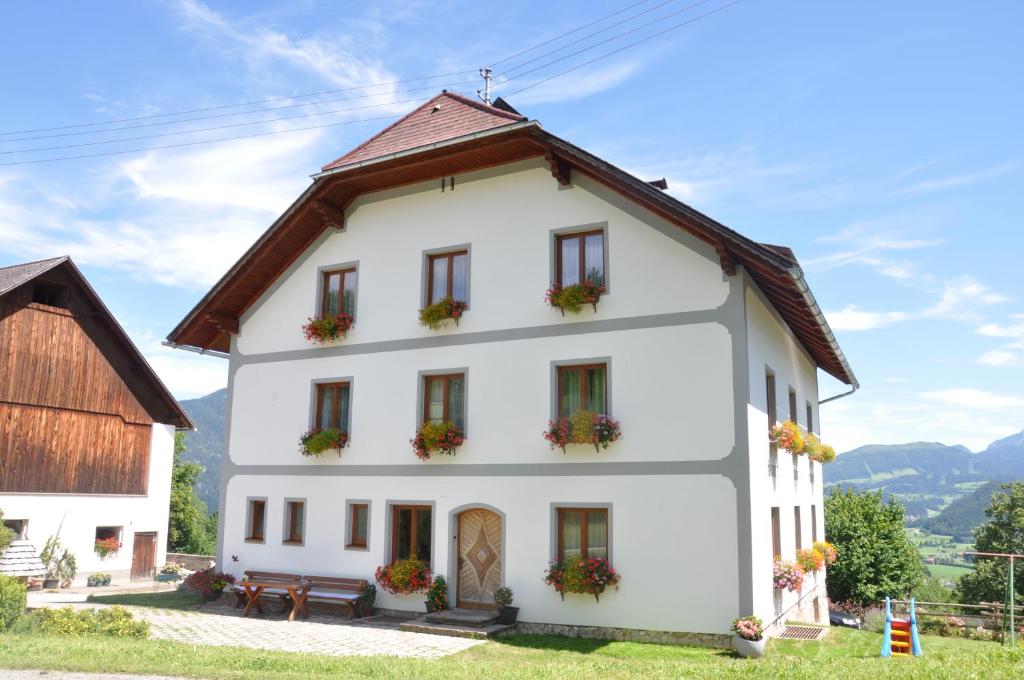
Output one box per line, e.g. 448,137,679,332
955,482,1024,606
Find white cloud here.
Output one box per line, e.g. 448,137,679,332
496,59,645,106
976,349,1024,367
824,305,909,331
922,275,1009,322
921,388,1024,410
805,219,943,281
977,315,1024,339
892,162,1018,195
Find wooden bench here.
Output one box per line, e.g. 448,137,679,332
230,570,302,610
303,576,370,618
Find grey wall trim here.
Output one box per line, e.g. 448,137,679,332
215,341,241,570
344,499,371,551
383,500,436,570
228,459,733,478
415,367,469,435
309,375,355,440
314,260,360,321
420,244,472,309
282,497,307,546
447,503,507,608
549,502,613,563
244,496,267,543
549,222,610,292
549,356,612,420
728,269,754,618
236,308,725,365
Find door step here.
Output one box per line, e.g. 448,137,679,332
424,608,498,626
399,616,513,640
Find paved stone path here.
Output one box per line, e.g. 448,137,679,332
26,593,484,659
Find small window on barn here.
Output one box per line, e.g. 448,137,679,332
246,498,266,543
3,519,27,540
95,526,122,542
346,501,369,550
32,282,68,308
283,499,306,545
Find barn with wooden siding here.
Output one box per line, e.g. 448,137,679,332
0,256,191,583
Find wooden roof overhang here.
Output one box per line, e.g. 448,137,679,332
167,122,856,388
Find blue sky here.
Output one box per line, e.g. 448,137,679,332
1,1,1021,452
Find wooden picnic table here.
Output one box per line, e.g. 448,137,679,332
239,578,312,621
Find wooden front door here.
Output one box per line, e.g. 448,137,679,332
457,509,502,608
130,532,157,581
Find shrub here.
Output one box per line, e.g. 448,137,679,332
545,280,605,315
544,411,622,453
411,421,464,460
773,557,804,592
183,568,235,599
302,313,354,344
732,615,763,641
419,297,468,330
494,586,514,608
299,428,348,456
770,420,804,454
0,575,26,630
425,576,448,612
20,606,148,638
375,558,431,595
544,557,620,602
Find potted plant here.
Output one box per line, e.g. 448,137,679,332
425,575,448,613
545,280,605,315
732,615,765,658
769,420,804,454
40,536,62,589
543,557,620,602
410,421,464,461
375,557,432,595
355,583,376,618
299,427,349,457
302,312,354,344
494,586,518,624
157,563,184,582
94,536,121,559
772,557,804,593
86,573,112,587
419,297,468,330
813,541,838,566
544,410,622,453
183,567,236,603
796,547,825,573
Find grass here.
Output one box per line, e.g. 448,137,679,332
0,625,1020,679
927,564,975,581
86,590,203,610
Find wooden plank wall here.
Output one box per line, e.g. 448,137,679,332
0,269,154,494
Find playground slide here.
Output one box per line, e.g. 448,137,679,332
881,596,923,657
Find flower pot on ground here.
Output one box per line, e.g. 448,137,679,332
732,615,765,658
544,410,622,453
411,421,464,461
418,297,468,330
183,568,235,603
299,428,349,457
545,280,605,315
544,557,620,602
302,313,354,344
375,558,431,595
425,575,448,613
494,586,518,624
87,573,112,587
355,583,376,618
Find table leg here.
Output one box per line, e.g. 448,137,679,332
242,585,265,617
288,587,310,622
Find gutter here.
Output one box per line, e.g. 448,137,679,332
786,266,860,392
162,340,229,360
311,120,541,179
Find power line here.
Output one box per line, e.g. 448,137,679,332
0,113,406,167
504,0,746,98
0,80,478,143
0,71,476,137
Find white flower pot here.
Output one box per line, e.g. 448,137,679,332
734,636,766,659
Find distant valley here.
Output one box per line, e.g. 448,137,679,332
178,388,226,513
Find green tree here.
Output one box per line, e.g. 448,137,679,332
0,510,16,555
955,482,1024,606
824,488,924,605
168,432,215,555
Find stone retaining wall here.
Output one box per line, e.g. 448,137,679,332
507,621,732,648
764,580,829,638
166,552,215,571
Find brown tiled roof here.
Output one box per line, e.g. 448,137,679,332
321,91,525,171
0,256,67,296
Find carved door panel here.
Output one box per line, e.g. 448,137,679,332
457,509,502,608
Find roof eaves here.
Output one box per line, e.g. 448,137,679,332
785,265,859,389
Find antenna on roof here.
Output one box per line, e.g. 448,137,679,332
477,67,493,106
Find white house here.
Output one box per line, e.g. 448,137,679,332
168,92,856,642
0,257,192,583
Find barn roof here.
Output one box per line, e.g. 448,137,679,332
0,256,193,428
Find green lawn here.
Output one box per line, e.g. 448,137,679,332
86,590,203,610
0,626,1019,679
928,564,975,581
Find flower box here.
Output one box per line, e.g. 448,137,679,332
545,280,605,315
411,421,464,461
299,428,349,457
769,420,804,454
418,297,468,330
375,558,431,595
544,410,621,453
544,557,620,601
773,556,804,592
302,313,354,344
94,537,121,559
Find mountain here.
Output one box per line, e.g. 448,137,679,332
825,430,1024,523
918,481,1004,541
178,388,227,513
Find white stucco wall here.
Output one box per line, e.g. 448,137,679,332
744,281,827,625
0,423,174,581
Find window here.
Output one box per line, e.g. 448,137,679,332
556,230,605,288
390,505,431,563
320,267,357,318
284,499,305,545
794,506,802,552
315,382,351,433
806,402,814,434
766,370,777,454
557,363,607,417
556,507,609,561
95,526,121,542
246,499,266,542
3,519,26,540
348,502,369,549
422,373,465,430
427,250,469,305
32,282,68,308
811,505,818,543
770,507,781,558
788,387,798,423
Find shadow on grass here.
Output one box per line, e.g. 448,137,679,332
86,590,203,610
493,634,738,660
